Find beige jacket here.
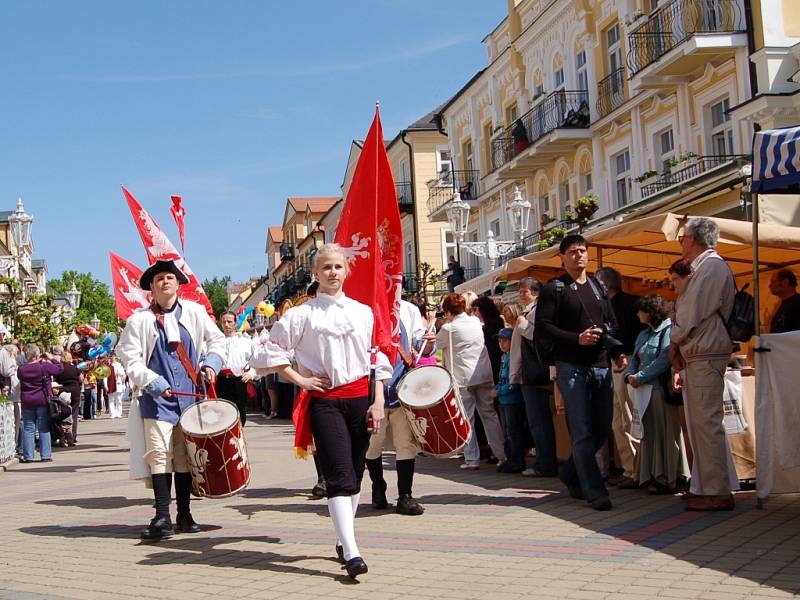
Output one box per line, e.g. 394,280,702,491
436,313,494,387
670,250,735,362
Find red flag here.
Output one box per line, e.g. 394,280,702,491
170,195,186,254
121,186,214,316
334,105,402,363
108,252,151,320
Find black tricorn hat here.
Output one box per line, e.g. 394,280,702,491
139,259,190,290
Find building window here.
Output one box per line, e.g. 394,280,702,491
404,242,414,274
613,149,631,208
442,230,457,267
554,67,565,90
436,146,452,176
581,171,593,196
710,97,733,157
657,128,675,171
559,181,571,218
484,121,494,173
490,218,501,238
463,140,474,172
576,50,588,92
606,24,622,77
539,192,550,221
505,104,518,126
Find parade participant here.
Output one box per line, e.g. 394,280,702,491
107,355,126,419
117,258,225,540
249,243,391,579
365,298,431,516
217,310,256,425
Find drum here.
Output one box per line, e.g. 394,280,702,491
179,399,251,498
396,365,472,457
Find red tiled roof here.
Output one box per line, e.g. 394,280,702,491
268,226,284,242
287,197,340,213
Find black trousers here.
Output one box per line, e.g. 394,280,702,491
216,374,248,425
309,396,370,498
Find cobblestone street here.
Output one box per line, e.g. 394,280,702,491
1,413,799,600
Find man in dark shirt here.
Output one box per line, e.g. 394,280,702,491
769,269,800,333
595,267,645,488
535,235,623,510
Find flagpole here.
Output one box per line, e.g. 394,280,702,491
368,102,381,413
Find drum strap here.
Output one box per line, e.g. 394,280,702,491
154,309,216,399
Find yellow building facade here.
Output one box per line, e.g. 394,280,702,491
434,0,799,289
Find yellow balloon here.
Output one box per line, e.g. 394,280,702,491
93,365,111,379
263,303,275,318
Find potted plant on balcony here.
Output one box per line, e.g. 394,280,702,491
572,194,600,231
536,225,568,251
635,170,659,184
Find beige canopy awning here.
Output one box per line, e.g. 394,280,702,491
499,212,800,284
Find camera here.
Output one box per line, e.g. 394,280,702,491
435,311,445,319
599,324,625,359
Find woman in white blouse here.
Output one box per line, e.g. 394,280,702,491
249,243,390,579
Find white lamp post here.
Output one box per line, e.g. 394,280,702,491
90,313,101,331
445,186,532,271
8,198,33,252
65,283,81,311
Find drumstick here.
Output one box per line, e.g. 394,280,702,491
413,321,437,368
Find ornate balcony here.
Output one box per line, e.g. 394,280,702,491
492,90,591,177
426,169,482,221
279,243,295,263
627,0,747,83
395,181,414,215
639,154,750,198
597,68,627,118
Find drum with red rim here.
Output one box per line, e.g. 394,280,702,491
396,365,472,457
179,399,251,498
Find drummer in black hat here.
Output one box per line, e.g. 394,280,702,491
117,257,226,540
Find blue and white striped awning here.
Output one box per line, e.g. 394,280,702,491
752,125,800,192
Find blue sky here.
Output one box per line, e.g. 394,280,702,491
0,1,504,288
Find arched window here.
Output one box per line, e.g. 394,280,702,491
557,164,571,219
553,53,564,90
537,176,551,226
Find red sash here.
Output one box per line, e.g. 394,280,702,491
293,376,369,459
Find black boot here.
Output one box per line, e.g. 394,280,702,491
366,458,388,509
311,453,327,498
141,473,174,540
174,472,200,533
395,459,424,515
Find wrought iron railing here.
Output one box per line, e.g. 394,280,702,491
491,90,590,171
640,154,749,197
628,0,746,75
395,181,414,212
279,242,295,262
426,169,482,216
597,68,627,117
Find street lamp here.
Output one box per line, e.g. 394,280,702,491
8,198,33,253
90,313,101,331
65,283,81,312
445,185,532,271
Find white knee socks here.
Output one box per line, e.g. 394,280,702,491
351,492,360,517
328,495,360,561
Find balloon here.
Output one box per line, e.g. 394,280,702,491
236,307,254,331
257,302,275,318
93,364,111,379
76,361,93,371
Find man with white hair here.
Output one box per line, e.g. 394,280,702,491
670,217,735,511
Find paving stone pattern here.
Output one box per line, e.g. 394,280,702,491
1,413,799,600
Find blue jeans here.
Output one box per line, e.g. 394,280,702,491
21,406,51,461
556,362,613,502
521,384,558,475
498,403,527,469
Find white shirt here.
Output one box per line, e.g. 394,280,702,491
249,292,392,386
223,333,255,376
399,299,426,348
436,313,494,387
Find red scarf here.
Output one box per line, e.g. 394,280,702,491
292,377,369,459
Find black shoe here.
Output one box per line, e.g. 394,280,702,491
566,484,585,500
372,482,388,510
176,513,201,533
335,544,344,564
141,516,174,540
344,556,368,579
497,463,525,474
311,479,327,499
395,494,424,516
590,495,613,511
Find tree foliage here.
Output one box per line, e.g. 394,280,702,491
0,277,60,347
49,271,119,332
202,276,231,318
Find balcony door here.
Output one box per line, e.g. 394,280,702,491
606,24,623,91
709,98,733,162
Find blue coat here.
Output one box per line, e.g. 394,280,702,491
626,318,672,385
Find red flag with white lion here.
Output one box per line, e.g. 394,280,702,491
121,186,214,316
333,105,402,363
108,252,151,320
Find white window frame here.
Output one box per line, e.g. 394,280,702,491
612,149,631,209
441,229,457,269
581,170,593,196
436,145,452,176
606,24,622,75
558,180,571,218
576,49,588,92
656,127,675,171
709,97,733,157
